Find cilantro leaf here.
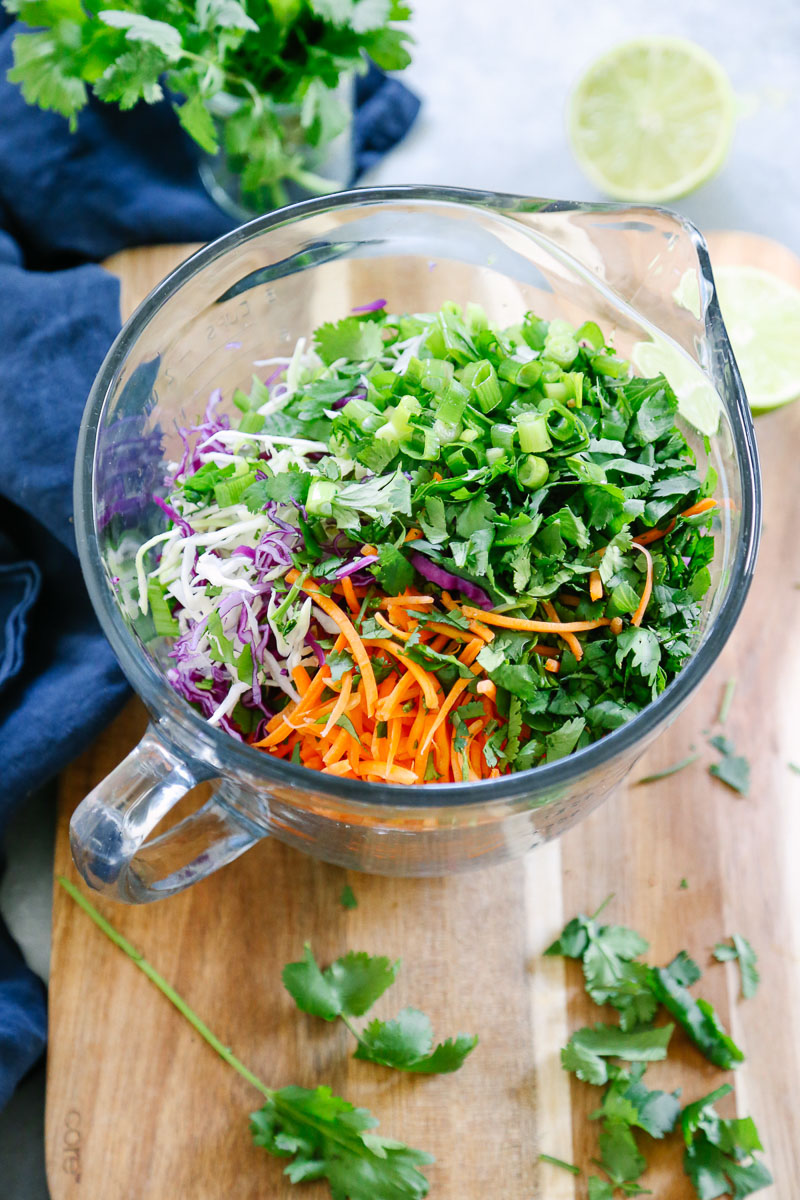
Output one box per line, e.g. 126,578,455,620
354,1007,478,1075
98,10,185,58
561,1023,673,1086
649,955,744,1070
251,1085,433,1199
710,756,751,796
243,470,313,510
545,909,654,1026
282,944,399,1021
340,884,358,910
681,1086,772,1200
314,316,384,365
597,1120,647,1184
588,1177,615,1200
374,543,415,594
616,627,661,686
713,936,759,1000
591,1064,680,1140
545,716,586,763
326,648,355,682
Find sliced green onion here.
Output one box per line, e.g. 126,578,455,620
516,412,552,453
470,360,503,412
491,423,516,451
238,410,265,434
214,469,258,508
435,379,469,427
575,320,604,349
147,581,179,636
516,360,543,387
486,446,506,465
543,381,568,402
592,352,629,378
517,455,549,489
306,478,338,516
402,356,424,386
543,331,579,368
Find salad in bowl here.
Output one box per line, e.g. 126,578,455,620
137,300,717,786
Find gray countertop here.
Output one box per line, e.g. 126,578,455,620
2,0,798,1193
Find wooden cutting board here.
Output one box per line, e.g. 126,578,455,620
46,234,800,1200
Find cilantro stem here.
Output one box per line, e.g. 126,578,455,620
635,753,699,784
591,893,615,921
57,877,273,1101
717,677,736,725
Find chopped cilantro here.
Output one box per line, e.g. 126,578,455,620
682,1086,772,1199
713,936,759,1000
539,1153,581,1175
339,884,358,910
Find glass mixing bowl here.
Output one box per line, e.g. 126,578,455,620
70,185,760,902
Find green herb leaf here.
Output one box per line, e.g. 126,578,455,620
354,1007,478,1075
710,756,751,796
374,543,415,594
340,884,358,910
681,1086,772,1200
713,936,759,1000
649,955,744,1070
282,944,399,1021
561,1024,673,1086
314,316,384,365
251,1085,433,1199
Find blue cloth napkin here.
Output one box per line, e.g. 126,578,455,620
0,14,419,1112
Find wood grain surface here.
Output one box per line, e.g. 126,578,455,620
46,234,800,1199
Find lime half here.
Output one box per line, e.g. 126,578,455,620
715,265,800,412
568,36,736,202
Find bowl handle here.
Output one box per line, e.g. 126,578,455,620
69,723,262,903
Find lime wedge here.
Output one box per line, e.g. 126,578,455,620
715,265,800,412
633,339,721,437
568,37,736,202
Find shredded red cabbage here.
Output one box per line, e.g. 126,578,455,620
409,552,492,608
351,299,387,313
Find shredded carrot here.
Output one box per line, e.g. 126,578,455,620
630,543,654,628
557,594,581,608
404,528,423,542
633,497,718,546
359,760,418,785
439,591,456,611
467,620,494,642
291,664,312,695
589,569,603,602
458,637,485,668
543,599,584,663
321,670,353,738
420,678,470,754
610,616,623,635
430,633,450,652
462,607,611,634
433,471,443,481
531,643,562,658
322,760,355,777
544,658,560,674
363,639,440,711
423,620,472,641
374,611,411,641
287,570,378,716
476,679,496,700
376,671,418,722
341,576,359,615
360,543,378,556
379,595,435,609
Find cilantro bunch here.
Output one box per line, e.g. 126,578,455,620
3,0,413,208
